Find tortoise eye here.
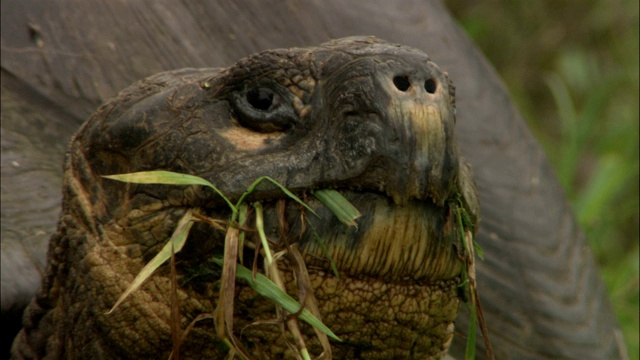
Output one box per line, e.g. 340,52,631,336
231,84,297,133
246,87,281,111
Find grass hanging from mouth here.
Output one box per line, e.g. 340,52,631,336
253,202,273,264
105,170,491,358
107,208,195,314
210,258,341,342
453,196,494,360
103,170,355,358
314,189,361,228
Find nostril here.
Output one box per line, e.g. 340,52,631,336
424,78,437,94
393,76,411,92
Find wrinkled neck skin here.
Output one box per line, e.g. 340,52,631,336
12,37,479,360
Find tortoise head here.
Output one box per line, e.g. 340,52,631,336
212,36,460,206
83,36,461,206
51,36,478,358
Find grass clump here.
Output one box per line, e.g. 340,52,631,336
103,171,360,359
104,171,489,359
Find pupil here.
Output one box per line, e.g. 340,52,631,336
247,88,276,111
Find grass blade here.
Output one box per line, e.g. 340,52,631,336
473,241,485,261
217,226,249,358
314,189,361,228
301,348,311,360
253,202,273,264
264,258,309,358
289,244,333,356
103,171,235,211
108,209,194,314
170,237,182,360
465,291,477,360
236,176,318,217
212,258,342,342
237,204,249,263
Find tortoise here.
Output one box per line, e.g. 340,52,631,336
10,35,480,359
0,0,625,359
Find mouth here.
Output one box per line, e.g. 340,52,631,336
176,183,467,357
189,180,465,285
297,190,463,282
187,100,465,284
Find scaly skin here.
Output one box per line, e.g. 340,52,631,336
12,37,478,359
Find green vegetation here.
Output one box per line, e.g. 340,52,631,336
103,171,361,358
446,1,639,358
104,172,489,358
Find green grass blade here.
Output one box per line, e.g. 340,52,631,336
236,176,318,217
211,258,342,342
108,209,195,314
473,241,485,261
465,296,477,360
103,171,235,211
314,189,361,228
253,202,273,264
301,348,311,360
454,200,480,359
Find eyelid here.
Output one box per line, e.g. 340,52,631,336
230,84,298,133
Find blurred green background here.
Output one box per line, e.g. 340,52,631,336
445,0,639,358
